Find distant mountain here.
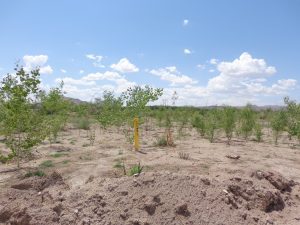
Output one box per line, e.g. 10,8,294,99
62,96,285,110
197,105,285,111
63,96,87,104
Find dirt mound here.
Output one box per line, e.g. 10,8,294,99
251,170,296,192
0,171,299,225
10,171,67,191
224,178,285,212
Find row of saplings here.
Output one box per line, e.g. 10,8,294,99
0,66,299,168
152,98,300,146
0,66,164,168
0,66,70,167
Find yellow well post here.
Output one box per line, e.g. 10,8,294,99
133,117,139,151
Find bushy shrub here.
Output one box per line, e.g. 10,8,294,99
221,107,236,144
191,113,205,136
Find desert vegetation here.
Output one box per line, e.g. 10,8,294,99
1,65,300,225
1,65,300,168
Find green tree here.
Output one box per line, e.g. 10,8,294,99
205,109,220,143
254,122,263,142
239,105,256,140
191,113,206,136
40,83,70,143
284,97,300,141
271,110,287,145
121,85,163,120
0,66,47,167
97,91,123,129
221,107,236,144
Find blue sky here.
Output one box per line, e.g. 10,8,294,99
0,0,299,105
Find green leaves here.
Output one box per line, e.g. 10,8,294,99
191,113,205,136
0,66,45,167
284,97,300,140
97,91,123,129
97,86,163,129
239,105,256,140
221,107,236,143
271,110,287,144
0,65,67,167
40,84,69,143
121,85,163,118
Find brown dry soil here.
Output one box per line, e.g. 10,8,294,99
1,125,300,225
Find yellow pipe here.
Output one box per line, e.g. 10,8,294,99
133,117,139,150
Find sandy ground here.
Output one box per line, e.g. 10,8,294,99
0,123,300,224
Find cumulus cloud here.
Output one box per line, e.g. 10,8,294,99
183,19,189,26
23,55,53,74
86,54,105,68
217,52,276,77
149,66,198,86
158,52,297,106
183,48,192,55
55,77,96,86
210,58,218,65
44,52,297,106
55,70,136,101
207,52,296,97
82,71,121,81
39,65,53,74
111,58,139,73
60,69,67,73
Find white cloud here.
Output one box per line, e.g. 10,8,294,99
158,52,298,106
56,77,96,86
55,70,136,101
79,70,84,74
39,65,53,74
82,71,121,81
207,52,296,98
23,55,53,74
183,48,192,55
86,54,105,68
197,64,205,70
210,58,218,65
60,69,67,73
23,55,48,66
217,52,276,77
111,58,139,73
43,52,297,106
183,19,189,26
209,69,215,73
149,66,198,86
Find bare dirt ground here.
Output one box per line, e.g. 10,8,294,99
1,124,300,224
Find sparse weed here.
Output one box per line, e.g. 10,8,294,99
88,129,96,146
123,129,134,144
113,160,123,168
178,152,190,160
79,155,92,160
39,160,54,168
50,152,68,158
155,136,168,147
25,170,45,177
62,160,70,164
118,150,123,155
128,162,143,176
